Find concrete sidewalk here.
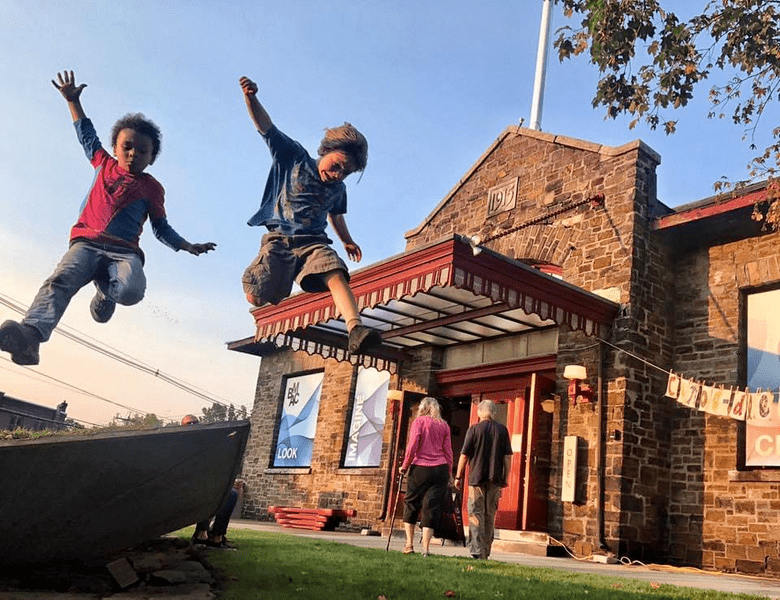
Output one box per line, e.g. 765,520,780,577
232,520,780,599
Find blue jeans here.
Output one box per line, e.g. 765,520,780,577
196,488,239,537
23,241,146,341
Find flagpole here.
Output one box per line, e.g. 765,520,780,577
529,0,553,130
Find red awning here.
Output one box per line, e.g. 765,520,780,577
228,235,619,373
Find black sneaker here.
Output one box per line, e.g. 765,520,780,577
0,320,40,366
348,325,382,354
90,291,116,323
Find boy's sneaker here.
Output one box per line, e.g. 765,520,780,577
348,325,382,354
0,320,41,366
90,291,116,323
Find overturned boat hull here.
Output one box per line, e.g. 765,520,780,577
1,420,250,567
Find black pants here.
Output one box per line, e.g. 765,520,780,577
403,463,449,529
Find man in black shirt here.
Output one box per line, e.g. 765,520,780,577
454,400,512,559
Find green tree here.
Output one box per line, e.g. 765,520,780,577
555,0,780,188
199,402,248,423
110,412,164,427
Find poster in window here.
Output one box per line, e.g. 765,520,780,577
274,371,324,468
343,367,390,468
746,289,780,466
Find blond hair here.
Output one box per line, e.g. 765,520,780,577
416,397,443,420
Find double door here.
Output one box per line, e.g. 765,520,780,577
466,373,552,531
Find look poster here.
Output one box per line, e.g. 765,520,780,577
274,371,325,468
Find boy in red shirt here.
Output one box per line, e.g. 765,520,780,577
0,71,216,366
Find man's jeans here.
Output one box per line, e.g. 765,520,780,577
23,241,145,341
467,483,502,559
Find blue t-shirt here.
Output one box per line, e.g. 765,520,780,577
247,125,347,236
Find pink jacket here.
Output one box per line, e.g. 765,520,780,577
401,415,453,470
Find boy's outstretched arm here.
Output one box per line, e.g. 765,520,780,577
179,241,217,256
328,214,362,262
52,70,87,122
239,76,273,134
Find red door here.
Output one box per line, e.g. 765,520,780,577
521,373,553,532
461,373,553,532
467,389,525,530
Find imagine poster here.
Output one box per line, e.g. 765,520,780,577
343,367,390,468
746,289,780,467
274,372,324,468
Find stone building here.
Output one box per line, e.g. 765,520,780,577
229,124,780,576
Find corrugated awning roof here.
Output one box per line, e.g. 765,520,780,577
228,235,619,373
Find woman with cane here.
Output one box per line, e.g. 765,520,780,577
398,397,453,556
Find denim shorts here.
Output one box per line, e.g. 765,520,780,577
242,232,349,305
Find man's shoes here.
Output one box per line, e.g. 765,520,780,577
90,291,116,323
0,320,40,366
348,325,382,354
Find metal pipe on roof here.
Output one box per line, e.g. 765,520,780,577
529,0,553,131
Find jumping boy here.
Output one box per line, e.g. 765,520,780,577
239,75,381,355
0,71,216,366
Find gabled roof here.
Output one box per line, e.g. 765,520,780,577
228,235,619,373
405,126,661,240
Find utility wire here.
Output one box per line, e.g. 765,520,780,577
0,356,151,417
0,292,233,408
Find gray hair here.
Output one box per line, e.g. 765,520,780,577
477,400,496,419
416,397,442,420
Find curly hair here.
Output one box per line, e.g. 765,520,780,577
110,113,162,163
317,122,368,173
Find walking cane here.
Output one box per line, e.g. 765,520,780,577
385,471,404,551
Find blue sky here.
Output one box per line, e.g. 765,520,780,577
0,1,773,425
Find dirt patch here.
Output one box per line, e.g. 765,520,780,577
0,536,222,599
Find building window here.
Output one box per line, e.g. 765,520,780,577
272,371,324,468
342,367,390,468
745,288,780,467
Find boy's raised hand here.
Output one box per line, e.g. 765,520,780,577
239,76,258,97
52,70,86,102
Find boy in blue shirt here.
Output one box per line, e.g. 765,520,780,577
239,76,381,355
0,71,216,366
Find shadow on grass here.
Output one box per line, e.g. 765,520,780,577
177,529,765,600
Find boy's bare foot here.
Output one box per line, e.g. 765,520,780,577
348,325,382,354
0,320,41,365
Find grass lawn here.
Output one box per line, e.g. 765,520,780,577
177,528,768,600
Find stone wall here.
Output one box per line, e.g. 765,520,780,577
669,233,780,574
404,126,675,559
241,349,397,530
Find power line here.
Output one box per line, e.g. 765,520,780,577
0,356,151,418
0,292,234,409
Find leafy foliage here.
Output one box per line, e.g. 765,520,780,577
555,0,780,188
110,412,164,427
199,402,248,423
